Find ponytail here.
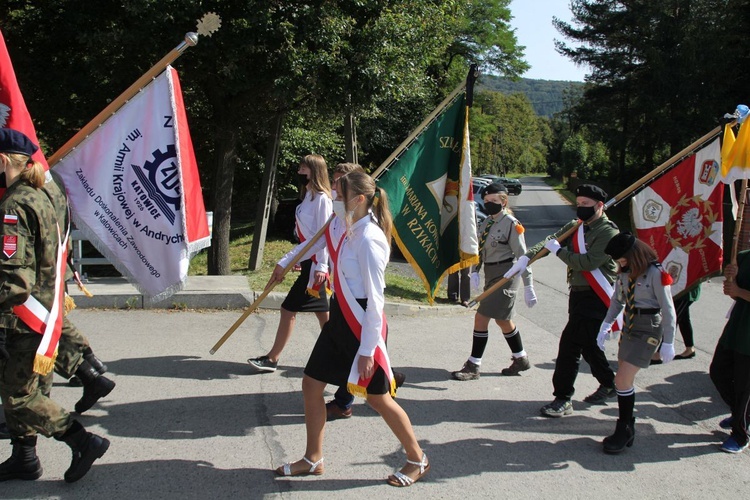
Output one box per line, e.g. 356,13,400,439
5,153,45,189
373,187,393,244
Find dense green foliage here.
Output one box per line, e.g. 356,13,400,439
479,76,583,117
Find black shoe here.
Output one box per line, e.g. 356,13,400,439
603,418,635,454
394,371,406,388
583,385,616,405
674,352,696,360
57,421,110,483
68,376,83,387
649,359,663,365
0,436,43,482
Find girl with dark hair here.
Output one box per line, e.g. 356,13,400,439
597,232,676,453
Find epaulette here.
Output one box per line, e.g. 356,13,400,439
653,261,673,285
507,214,525,234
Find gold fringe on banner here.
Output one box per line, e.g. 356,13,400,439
33,351,57,376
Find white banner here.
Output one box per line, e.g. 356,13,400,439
53,67,210,301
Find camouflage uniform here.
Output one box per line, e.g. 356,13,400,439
41,173,90,379
0,178,72,438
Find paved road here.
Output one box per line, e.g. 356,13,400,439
3,177,748,499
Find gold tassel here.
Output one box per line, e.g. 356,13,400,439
77,282,94,298
33,352,56,376
389,377,397,398
306,287,321,299
347,382,368,399
64,294,77,315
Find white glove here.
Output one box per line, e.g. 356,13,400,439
470,272,481,290
524,285,537,308
660,343,675,364
503,255,529,279
596,321,614,351
544,239,561,256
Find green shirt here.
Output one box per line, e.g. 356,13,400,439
719,250,750,355
525,214,618,288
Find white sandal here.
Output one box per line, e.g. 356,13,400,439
275,456,325,477
387,453,430,487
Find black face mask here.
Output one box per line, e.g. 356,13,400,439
576,205,596,222
298,173,309,186
0,172,5,189
484,201,503,215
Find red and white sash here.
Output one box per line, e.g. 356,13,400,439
296,220,331,298
573,224,623,331
12,221,69,375
329,229,395,398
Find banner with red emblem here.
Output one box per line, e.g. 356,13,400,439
631,138,723,296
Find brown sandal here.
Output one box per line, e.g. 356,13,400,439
275,456,325,476
387,453,429,487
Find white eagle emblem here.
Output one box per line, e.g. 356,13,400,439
0,102,10,127
676,208,703,239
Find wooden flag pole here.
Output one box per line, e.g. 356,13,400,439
47,13,221,167
730,179,749,266
467,122,731,307
209,215,334,355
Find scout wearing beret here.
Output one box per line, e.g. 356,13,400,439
597,232,676,453
504,183,619,417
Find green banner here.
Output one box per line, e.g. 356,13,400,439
377,93,476,302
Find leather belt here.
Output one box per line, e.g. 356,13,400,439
634,307,660,315
485,258,514,266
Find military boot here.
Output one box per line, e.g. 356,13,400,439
70,348,108,387
0,422,10,440
603,418,635,454
56,421,110,483
74,359,116,414
0,435,43,481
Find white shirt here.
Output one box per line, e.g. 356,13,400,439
294,190,332,273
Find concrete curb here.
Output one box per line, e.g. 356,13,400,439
67,276,467,317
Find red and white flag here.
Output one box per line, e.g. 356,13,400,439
53,66,211,301
631,138,723,295
0,29,47,169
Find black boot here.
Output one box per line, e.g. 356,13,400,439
56,421,110,483
603,418,635,454
74,359,116,414
69,349,107,387
83,347,108,374
0,435,43,481
0,422,10,440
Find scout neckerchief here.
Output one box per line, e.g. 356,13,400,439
295,192,331,298
12,219,69,375
572,223,623,332
330,216,395,398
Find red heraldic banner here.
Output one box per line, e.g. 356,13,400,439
53,66,211,301
0,29,48,169
631,138,723,296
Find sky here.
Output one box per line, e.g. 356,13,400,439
509,0,588,82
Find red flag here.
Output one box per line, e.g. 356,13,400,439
0,29,48,169
631,138,724,295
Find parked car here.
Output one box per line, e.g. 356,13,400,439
500,178,523,195
473,200,487,226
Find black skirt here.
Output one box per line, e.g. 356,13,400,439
281,259,330,312
304,297,390,395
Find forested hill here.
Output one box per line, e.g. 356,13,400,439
478,75,584,118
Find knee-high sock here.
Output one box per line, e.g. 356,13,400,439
617,387,636,421
503,328,525,357
469,330,489,364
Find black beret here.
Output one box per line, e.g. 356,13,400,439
605,231,636,260
575,184,607,202
482,181,508,196
0,128,38,157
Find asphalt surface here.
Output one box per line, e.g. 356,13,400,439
2,177,748,499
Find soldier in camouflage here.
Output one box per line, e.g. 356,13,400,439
0,128,109,483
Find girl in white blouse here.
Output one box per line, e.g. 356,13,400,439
273,171,429,487
248,154,332,372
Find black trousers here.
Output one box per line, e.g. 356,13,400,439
552,290,616,401
674,295,695,348
710,342,750,445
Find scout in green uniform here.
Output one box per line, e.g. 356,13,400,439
504,184,619,417
0,129,109,483
710,249,750,454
